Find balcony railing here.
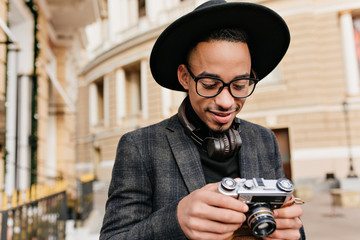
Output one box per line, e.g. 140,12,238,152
0,181,67,240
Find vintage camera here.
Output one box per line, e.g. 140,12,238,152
218,177,294,238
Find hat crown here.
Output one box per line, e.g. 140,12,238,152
194,0,227,11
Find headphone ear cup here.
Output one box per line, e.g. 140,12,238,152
227,129,242,153
204,129,242,160
222,133,231,156
204,137,224,160
214,129,242,159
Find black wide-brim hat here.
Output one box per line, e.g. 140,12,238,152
150,0,290,91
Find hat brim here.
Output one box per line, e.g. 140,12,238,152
150,2,290,91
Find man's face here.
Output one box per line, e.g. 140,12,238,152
178,40,251,132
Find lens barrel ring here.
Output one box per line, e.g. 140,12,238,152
247,203,277,238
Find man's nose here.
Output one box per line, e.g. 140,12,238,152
214,87,234,109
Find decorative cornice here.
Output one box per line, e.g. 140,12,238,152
81,25,165,75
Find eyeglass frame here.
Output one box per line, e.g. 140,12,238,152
185,64,259,99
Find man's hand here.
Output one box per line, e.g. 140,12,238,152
177,182,249,240
262,200,304,240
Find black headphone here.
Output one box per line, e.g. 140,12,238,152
178,99,242,160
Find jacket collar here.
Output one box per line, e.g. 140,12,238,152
165,115,207,192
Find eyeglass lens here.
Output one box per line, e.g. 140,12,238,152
196,78,255,98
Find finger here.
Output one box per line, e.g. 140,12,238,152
198,203,247,224
210,193,249,213
263,228,302,240
186,217,242,234
273,205,303,219
199,184,249,213
185,229,234,240
274,217,303,230
180,190,248,223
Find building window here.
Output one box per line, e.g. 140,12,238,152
340,11,360,96
354,17,360,78
138,0,146,18
125,63,142,118
257,66,281,87
89,78,105,128
96,79,104,124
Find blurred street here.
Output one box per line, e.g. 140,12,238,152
301,191,360,240
66,180,360,240
66,181,108,240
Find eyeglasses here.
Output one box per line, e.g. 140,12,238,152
185,65,259,98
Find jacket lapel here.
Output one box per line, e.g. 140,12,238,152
166,117,206,193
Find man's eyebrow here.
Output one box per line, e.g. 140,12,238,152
198,71,220,78
198,71,251,79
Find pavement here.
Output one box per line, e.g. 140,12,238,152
66,181,360,240
301,191,360,240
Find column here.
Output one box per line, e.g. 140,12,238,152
141,59,149,120
89,83,98,129
18,75,31,192
5,48,18,196
161,88,171,117
129,0,139,26
146,0,162,22
104,74,110,127
119,0,129,31
108,0,122,40
116,68,126,124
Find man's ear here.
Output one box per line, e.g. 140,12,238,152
177,64,190,90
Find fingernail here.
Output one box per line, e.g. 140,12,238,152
273,210,278,217
243,204,249,212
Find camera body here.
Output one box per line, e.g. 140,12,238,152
218,177,294,237
218,177,294,207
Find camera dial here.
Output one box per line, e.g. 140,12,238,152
244,180,254,189
276,178,294,192
221,177,237,191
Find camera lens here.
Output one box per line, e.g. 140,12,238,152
247,203,276,237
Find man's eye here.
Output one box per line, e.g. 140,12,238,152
232,84,246,91
200,79,220,89
232,80,250,90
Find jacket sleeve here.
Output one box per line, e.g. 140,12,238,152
99,133,186,240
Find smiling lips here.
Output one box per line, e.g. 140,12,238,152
210,111,234,124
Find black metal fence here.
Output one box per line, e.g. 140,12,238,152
0,181,68,240
0,175,95,239
76,174,94,221
0,191,67,240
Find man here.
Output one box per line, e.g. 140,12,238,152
100,1,304,240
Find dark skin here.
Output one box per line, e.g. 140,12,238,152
176,40,303,240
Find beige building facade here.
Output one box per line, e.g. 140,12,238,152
79,0,360,190
1,0,98,197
